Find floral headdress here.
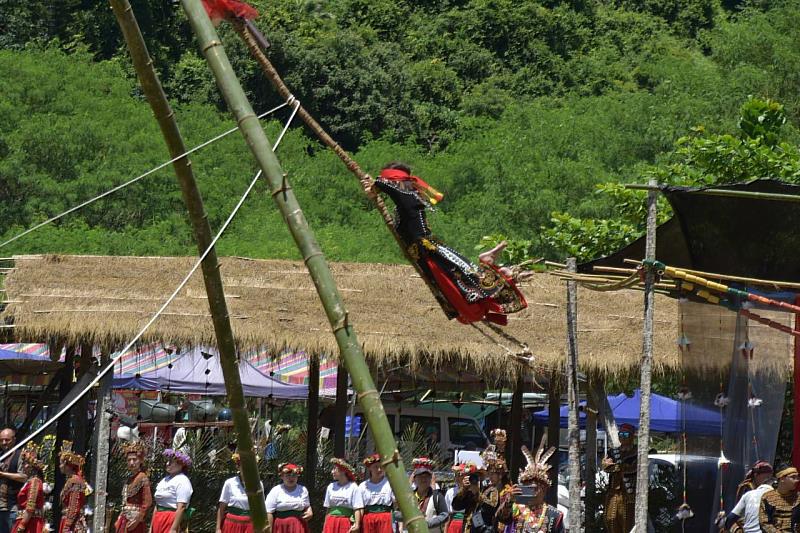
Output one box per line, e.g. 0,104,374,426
331,458,356,481
460,462,483,476
278,463,303,476
163,448,192,469
20,441,46,473
59,441,85,471
363,453,381,466
518,442,556,487
411,457,435,477
231,447,259,465
121,440,147,459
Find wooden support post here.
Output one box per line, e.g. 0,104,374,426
585,377,599,527
509,373,524,476
634,178,658,532
565,258,582,532
74,340,92,454
546,370,561,506
52,345,75,524
91,351,113,533
334,362,348,457
305,353,320,489
794,295,800,468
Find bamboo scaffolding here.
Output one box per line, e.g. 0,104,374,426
108,0,268,529
179,2,427,531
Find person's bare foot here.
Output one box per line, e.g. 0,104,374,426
479,240,507,266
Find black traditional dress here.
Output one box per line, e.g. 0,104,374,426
375,178,526,326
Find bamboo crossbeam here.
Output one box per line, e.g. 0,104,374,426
740,309,800,338
622,258,800,290
625,182,800,203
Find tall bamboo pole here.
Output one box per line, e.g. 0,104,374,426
108,1,268,529
634,178,658,531
179,2,427,531
546,370,561,506
565,258,582,532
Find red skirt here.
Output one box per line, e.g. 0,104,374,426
58,518,87,533
362,512,392,533
273,516,309,533
115,515,147,533
223,513,254,533
446,518,464,533
426,258,509,325
12,517,45,533
323,515,352,533
151,510,177,533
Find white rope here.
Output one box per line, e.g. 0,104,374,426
0,103,288,250
0,169,262,463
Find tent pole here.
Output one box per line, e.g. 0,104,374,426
565,257,582,532
108,1,268,528
334,362,349,457
305,353,320,489
546,369,561,506
634,178,658,531
179,2,426,531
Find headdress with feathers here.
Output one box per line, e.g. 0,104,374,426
518,440,556,487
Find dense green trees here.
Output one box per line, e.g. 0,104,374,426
1,1,799,265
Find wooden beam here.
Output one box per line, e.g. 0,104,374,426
509,373,524,476
333,362,348,457
565,258,582,531
305,353,320,489
546,369,561,506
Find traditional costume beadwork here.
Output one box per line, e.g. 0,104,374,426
359,454,394,533
115,441,151,533
11,442,45,533
374,166,527,326
504,444,564,533
758,467,799,533
218,453,264,533
58,441,87,533
323,459,363,533
266,464,310,533
602,425,637,533
152,449,193,533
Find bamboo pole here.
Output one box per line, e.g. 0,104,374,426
108,1,268,529
625,182,800,203
634,179,658,531
564,258,582,531
179,3,427,531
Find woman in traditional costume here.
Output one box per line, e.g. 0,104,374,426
265,463,311,533
58,441,87,533
216,452,265,533
446,464,479,533
504,444,564,533
151,449,193,533
358,454,394,533
114,441,151,533
322,458,363,533
371,162,528,326
11,442,46,533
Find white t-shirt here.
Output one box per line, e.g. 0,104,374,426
265,484,310,513
154,473,193,509
219,476,265,510
731,484,773,533
324,481,364,510
359,478,395,507
445,486,458,513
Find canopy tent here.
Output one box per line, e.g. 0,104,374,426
112,347,308,399
0,345,61,379
532,389,722,436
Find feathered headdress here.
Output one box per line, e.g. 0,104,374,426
59,441,85,471
481,429,508,473
518,441,556,487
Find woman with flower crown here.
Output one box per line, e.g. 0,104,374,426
322,458,363,533
358,454,394,533
114,441,151,533
11,442,45,533
265,463,311,533
215,451,265,533
58,441,87,533
151,449,193,533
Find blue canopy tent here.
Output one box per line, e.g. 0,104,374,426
112,347,308,399
0,347,61,377
532,389,721,435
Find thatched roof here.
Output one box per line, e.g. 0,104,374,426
1,255,681,384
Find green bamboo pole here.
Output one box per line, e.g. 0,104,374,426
108,1,268,530
179,2,427,532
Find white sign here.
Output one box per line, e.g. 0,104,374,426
454,450,484,468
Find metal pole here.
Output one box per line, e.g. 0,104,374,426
108,1,268,528
178,3,427,531
634,178,658,531
565,258,582,532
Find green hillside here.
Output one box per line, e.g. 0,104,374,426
1,0,799,262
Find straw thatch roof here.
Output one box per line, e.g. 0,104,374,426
1,255,682,385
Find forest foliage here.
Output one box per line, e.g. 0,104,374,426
1,0,800,264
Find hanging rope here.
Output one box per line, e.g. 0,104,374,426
0,103,289,250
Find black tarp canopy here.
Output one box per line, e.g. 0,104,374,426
579,179,800,282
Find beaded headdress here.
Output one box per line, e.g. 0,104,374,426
482,429,508,473
59,440,85,470
20,441,46,472
121,440,147,458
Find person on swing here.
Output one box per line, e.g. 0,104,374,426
369,162,529,326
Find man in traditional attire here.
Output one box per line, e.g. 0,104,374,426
758,465,799,532
504,443,564,533
724,461,773,533
602,424,637,533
